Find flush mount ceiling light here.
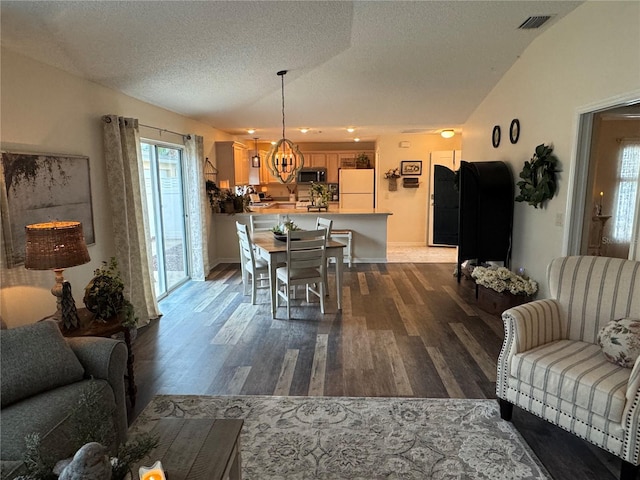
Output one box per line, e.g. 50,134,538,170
247,128,256,134
299,128,309,134
266,70,305,184
441,129,455,139
251,137,260,168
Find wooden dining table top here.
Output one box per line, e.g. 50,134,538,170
251,231,345,253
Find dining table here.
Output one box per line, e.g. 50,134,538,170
251,231,344,318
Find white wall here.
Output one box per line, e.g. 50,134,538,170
376,134,461,244
0,48,234,327
462,1,640,297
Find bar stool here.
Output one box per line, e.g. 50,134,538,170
331,229,353,267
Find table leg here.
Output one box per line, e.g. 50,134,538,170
269,256,277,318
334,248,343,311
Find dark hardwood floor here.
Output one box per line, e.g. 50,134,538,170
130,262,628,480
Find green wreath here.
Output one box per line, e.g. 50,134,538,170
515,143,560,209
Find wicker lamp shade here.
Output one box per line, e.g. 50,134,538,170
25,221,90,270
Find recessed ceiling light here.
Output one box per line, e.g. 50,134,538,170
271,141,277,145
354,138,360,142
300,128,309,134
347,127,355,133
247,129,256,134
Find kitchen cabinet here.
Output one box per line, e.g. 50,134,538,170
327,153,339,183
308,153,327,168
216,141,248,188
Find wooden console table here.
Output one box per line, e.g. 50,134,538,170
60,308,137,406
138,418,243,480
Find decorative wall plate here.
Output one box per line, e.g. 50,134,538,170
492,125,501,148
510,119,520,144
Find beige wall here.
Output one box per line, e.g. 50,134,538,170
462,1,640,297
0,47,234,327
376,134,461,244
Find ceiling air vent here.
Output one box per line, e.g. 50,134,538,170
518,15,553,29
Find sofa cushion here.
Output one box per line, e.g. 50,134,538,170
0,320,85,408
597,318,640,368
511,339,631,422
0,379,115,462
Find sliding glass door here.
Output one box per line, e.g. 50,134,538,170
141,141,189,298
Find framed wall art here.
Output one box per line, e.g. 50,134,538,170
1,152,95,267
401,160,422,176
492,125,501,148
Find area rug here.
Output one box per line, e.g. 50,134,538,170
130,396,550,480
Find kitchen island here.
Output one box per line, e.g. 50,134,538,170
211,205,392,265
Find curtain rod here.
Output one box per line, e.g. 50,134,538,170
139,123,191,140
616,136,640,143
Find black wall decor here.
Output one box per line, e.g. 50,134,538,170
457,161,514,282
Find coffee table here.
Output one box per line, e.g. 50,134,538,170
137,418,243,480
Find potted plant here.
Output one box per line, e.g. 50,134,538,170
310,182,330,207
205,179,221,212
355,153,370,169
83,258,137,328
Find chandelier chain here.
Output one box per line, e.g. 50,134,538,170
281,72,286,140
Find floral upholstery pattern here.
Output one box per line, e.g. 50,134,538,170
598,318,640,368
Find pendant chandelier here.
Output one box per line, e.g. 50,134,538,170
266,70,304,184
251,137,260,168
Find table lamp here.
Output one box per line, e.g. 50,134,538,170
25,221,91,326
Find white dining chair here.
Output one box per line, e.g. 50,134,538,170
276,228,328,319
315,217,333,292
236,221,269,304
250,214,280,234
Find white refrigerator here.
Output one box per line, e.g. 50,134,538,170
339,169,375,209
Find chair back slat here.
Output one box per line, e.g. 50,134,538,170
286,229,327,272
315,217,333,238
250,214,280,234
236,221,256,264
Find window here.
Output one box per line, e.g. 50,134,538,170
613,141,640,242
140,141,189,298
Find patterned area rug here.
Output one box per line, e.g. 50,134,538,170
130,396,550,480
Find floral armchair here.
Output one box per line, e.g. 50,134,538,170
496,256,640,480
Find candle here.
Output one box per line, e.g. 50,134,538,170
599,191,604,215
139,461,165,480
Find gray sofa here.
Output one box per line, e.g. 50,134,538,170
0,320,128,478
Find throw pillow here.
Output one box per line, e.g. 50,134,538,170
597,318,640,368
0,320,85,407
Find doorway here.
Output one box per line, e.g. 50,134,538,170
428,150,461,246
140,141,190,298
567,99,640,259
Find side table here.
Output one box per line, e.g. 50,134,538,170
60,308,137,407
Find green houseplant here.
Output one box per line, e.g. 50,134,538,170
83,258,137,328
310,182,330,206
356,153,370,169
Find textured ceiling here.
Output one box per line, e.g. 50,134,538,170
1,1,583,143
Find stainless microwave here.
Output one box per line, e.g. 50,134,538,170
297,167,327,184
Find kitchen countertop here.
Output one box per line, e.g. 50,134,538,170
246,204,391,215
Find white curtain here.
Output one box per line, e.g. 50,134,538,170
184,134,210,280
102,115,161,325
